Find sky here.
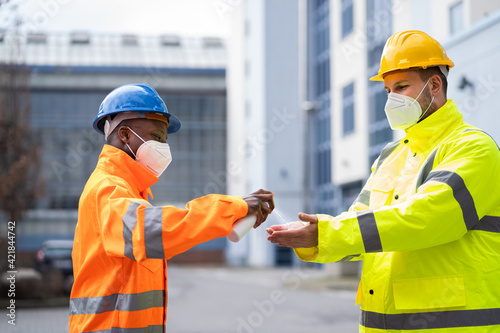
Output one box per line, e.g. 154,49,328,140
0,0,233,37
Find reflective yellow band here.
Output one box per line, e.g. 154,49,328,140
361,308,500,330
472,215,500,233
70,290,164,315
423,170,479,230
357,210,382,253
85,325,164,333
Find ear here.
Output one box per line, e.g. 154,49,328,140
118,126,130,144
430,74,442,96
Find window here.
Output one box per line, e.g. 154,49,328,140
367,0,393,168
341,0,354,38
342,82,355,136
450,1,464,35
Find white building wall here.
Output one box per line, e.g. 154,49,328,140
226,0,301,267
226,1,250,266
445,10,500,143
331,0,369,186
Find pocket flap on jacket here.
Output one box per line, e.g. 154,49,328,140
138,259,162,273
371,171,397,192
393,276,466,310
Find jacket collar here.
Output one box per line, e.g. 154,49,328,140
96,144,157,200
403,99,463,153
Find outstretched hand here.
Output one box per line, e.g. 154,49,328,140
266,213,318,248
242,189,275,228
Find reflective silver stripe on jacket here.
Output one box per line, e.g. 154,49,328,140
70,290,164,315
422,170,479,230
356,210,382,253
84,325,164,333
415,149,438,190
123,201,165,260
144,206,165,259
123,201,143,261
354,189,371,206
374,140,400,174
361,308,500,330
472,215,500,233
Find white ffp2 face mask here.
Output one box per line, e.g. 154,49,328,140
384,78,434,130
125,127,172,177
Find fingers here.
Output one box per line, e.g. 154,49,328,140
245,191,275,228
298,212,318,224
267,228,303,246
265,225,289,235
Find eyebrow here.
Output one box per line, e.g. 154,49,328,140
384,80,410,90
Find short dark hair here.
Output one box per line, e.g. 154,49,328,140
417,66,448,98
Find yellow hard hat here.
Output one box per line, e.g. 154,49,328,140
370,30,454,81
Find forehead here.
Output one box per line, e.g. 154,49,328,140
129,118,168,132
383,70,423,87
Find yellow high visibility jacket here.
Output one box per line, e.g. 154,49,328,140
296,100,500,332
70,144,248,333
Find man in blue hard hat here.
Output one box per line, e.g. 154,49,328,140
70,84,275,333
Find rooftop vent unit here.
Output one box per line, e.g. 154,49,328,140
160,34,180,47
27,32,47,44
70,32,90,45
202,37,223,48
122,34,138,46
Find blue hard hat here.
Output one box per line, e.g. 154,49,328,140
93,84,181,134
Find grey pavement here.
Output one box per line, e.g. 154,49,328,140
1,265,360,333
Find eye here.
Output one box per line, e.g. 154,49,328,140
396,85,408,92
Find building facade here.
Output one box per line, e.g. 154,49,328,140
227,0,500,272
0,32,230,263
226,0,302,266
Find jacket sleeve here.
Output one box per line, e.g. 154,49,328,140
294,160,379,262
296,131,500,263
96,181,248,261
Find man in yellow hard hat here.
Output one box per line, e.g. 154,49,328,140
267,30,500,332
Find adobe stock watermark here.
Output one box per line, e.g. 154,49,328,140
52,129,102,182
406,281,465,329
456,74,500,119
6,221,17,326
193,106,297,197
4,0,73,33
236,267,310,333
212,0,242,21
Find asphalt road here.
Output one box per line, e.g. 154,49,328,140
1,265,360,333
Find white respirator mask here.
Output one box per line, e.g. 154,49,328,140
384,78,434,130
125,127,172,177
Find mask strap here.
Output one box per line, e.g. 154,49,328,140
124,127,147,160
412,78,431,105
126,127,148,145
418,94,435,122
126,143,137,159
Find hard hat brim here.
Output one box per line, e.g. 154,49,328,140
93,111,181,135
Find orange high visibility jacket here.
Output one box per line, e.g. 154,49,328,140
70,145,248,333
